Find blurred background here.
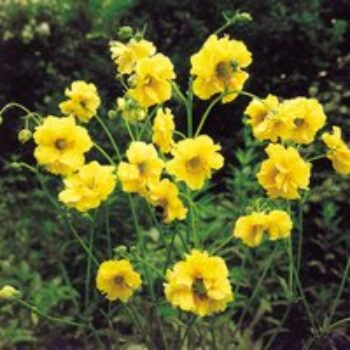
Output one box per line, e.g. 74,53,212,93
0,0,349,348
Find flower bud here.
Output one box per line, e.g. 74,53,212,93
114,245,128,255
0,285,19,300
108,110,118,120
117,26,134,40
18,129,32,143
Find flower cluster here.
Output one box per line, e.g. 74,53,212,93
234,210,293,247
10,25,349,324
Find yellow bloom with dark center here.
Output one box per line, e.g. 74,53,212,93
322,126,350,175
257,144,311,200
116,97,147,123
152,108,175,153
279,97,326,144
59,81,101,123
267,210,293,240
190,34,252,103
245,94,292,142
96,260,142,302
110,39,156,75
59,161,116,212
117,142,165,193
233,212,268,247
129,53,176,107
33,116,92,175
164,250,233,317
234,210,292,247
166,135,224,190
146,179,187,223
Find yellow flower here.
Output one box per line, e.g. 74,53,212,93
116,97,147,123
146,179,187,223
152,108,175,153
279,97,326,144
96,260,142,302
166,135,224,190
110,39,156,75
164,250,233,317
322,126,350,175
0,285,19,300
233,212,268,247
117,142,165,193
267,210,293,240
58,161,116,212
191,34,252,103
257,144,311,199
59,81,101,123
245,94,291,142
33,116,92,175
129,53,176,107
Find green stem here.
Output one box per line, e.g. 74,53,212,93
327,257,350,325
234,244,279,335
124,119,136,141
296,200,304,277
127,194,168,349
308,154,327,162
171,82,192,137
85,213,96,310
15,298,85,328
21,164,100,267
95,114,122,161
93,143,116,165
105,206,112,258
194,90,262,137
179,315,198,349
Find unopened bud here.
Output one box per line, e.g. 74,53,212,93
114,245,128,255
237,12,252,22
0,285,19,300
108,110,118,120
117,26,133,40
18,129,32,143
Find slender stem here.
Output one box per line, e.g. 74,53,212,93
138,106,157,140
296,200,304,277
171,82,192,137
179,315,198,349
93,143,115,165
15,298,85,328
127,194,168,349
95,114,122,161
105,206,112,258
327,257,350,325
263,303,292,350
234,245,279,334
308,154,327,162
124,119,135,141
186,188,199,247
293,268,318,332
85,213,96,310
194,90,262,137
21,164,100,267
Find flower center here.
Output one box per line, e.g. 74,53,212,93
294,118,305,127
143,75,154,87
138,162,147,175
114,276,124,286
216,61,234,80
55,138,67,150
192,278,207,298
186,156,202,172
80,99,88,110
